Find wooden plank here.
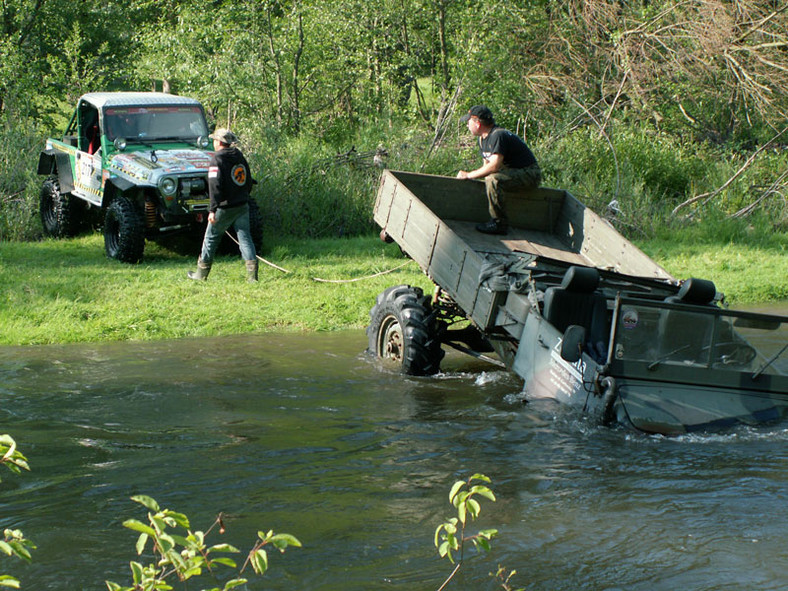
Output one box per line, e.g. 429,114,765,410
429,224,468,294
578,207,673,278
392,171,489,222
401,198,440,270
456,250,483,315
445,220,590,266
507,187,566,232
385,186,410,244
372,172,394,228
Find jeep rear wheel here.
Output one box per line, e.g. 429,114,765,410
104,196,145,263
40,176,79,237
367,285,444,376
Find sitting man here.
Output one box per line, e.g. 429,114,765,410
457,105,541,235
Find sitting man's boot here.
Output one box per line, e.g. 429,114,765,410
475,218,508,235
187,258,211,281
245,259,259,282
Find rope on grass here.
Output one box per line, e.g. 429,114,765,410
311,260,414,283
222,231,293,273
224,231,415,282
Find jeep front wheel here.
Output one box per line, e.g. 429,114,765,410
40,176,79,237
367,285,444,376
104,196,144,263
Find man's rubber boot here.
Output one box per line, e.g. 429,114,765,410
475,218,508,235
187,258,211,281
245,259,259,282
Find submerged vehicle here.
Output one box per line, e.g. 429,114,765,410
367,170,788,435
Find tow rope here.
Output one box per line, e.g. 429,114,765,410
224,231,415,282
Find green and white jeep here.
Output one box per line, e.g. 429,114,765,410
37,92,262,263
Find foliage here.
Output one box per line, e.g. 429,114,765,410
491,565,525,591
434,474,498,590
0,0,785,284
0,436,35,590
0,115,44,242
106,495,301,591
0,436,28,480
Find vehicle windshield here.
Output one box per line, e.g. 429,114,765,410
611,299,787,377
103,106,208,142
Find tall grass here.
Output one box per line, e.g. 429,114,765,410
0,115,45,242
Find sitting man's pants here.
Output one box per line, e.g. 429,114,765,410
485,164,542,223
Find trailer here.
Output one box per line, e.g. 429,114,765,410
367,170,788,435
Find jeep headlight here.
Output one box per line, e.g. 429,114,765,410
158,176,178,197
197,135,210,149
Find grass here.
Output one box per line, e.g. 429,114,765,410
0,234,432,346
0,230,785,346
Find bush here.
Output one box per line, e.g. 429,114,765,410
540,126,711,207
0,116,44,242
3,108,785,245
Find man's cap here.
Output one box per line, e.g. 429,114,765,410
209,128,239,145
460,105,495,124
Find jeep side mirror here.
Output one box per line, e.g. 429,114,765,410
560,325,586,363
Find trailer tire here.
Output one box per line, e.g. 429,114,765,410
40,176,80,237
367,285,444,376
104,196,145,263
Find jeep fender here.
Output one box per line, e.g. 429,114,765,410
37,150,75,194
102,177,140,208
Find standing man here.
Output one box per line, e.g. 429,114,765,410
457,105,541,235
187,128,259,282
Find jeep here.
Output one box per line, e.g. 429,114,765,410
37,92,262,263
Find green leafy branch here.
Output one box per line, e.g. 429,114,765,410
0,435,29,480
491,564,525,591
106,495,301,591
0,435,35,590
434,473,498,591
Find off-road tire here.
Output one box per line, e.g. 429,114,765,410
104,196,145,263
40,176,80,237
367,285,445,376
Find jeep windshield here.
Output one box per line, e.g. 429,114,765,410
610,297,787,378
103,106,208,142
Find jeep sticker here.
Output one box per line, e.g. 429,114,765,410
549,339,585,399
74,151,103,204
108,150,211,185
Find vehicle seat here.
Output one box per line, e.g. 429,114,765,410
658,278,717,363
87,124,100,154
543,266,609,363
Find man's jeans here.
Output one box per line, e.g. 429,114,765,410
485,164,542,223
199,203,257,263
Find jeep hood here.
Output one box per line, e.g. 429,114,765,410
108,149,212,184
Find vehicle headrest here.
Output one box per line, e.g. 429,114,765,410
560,266,600,293
677,278,717,304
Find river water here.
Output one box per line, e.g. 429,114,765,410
2,328,788,590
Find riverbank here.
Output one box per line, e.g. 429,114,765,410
0,233,785,346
